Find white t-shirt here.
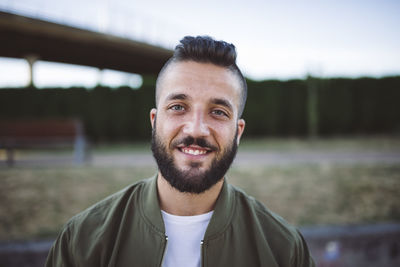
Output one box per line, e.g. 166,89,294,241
161,210,213,267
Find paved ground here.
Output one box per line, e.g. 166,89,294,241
1,149,400,167
92,150,400,167
234,150,400,166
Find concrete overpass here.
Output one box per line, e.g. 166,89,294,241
0,11,173,78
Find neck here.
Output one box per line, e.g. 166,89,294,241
157,172,223,216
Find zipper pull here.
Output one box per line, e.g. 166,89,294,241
160,236,169,267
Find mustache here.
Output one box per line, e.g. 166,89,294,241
172,136,218,151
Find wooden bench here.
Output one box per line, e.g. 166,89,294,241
0,119,88,166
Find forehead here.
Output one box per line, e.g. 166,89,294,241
157,61,242,108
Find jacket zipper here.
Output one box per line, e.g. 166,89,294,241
159,236,168,267
201,240,205,267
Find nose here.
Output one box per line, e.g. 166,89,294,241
182,111,210,138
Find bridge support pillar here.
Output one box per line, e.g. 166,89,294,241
26,54,39,88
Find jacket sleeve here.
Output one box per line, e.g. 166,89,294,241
291,230,316,267
45,225,74,267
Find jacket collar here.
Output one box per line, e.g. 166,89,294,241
140,174,235,239
140,174,165,235
204,178,235,240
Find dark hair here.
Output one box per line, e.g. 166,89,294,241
156,36,247,118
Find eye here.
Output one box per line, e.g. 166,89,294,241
169,104,185,111
211,109,228,117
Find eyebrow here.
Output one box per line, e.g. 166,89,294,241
166,93,189,102
211,98,233,111
165,93,233,111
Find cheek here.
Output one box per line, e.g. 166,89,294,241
212,123,237,143
156,115,181,138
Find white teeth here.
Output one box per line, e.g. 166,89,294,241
182,148,207,155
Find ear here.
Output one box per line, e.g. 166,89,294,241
236,119,246,145
150,108,157,129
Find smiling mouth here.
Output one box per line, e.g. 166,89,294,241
178,145,213,156
180,147,208,155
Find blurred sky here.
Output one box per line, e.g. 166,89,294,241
0,0,399,87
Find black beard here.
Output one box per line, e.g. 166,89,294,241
151,125,238,194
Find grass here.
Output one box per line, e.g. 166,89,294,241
0,136,399,241
0,166,157,241
228,164,400,225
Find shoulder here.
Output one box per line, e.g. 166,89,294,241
46,177,159,266
209,183,314,266
67,179,147,230
229,183,295,233
46,179,151,266
59,179,149,259
228,184,311,262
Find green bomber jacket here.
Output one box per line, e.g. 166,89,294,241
46,175,315,267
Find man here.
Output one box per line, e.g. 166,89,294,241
46,36,315,267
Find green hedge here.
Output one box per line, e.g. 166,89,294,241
316,77,400,135
0,86,155,142
0,76,399,141
244,76,400,137
243,79,308,136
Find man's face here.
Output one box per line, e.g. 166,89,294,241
150,61,245,194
